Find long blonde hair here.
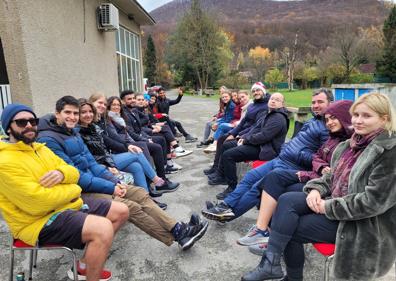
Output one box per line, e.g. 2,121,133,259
88,92,107,121
350,92,396,134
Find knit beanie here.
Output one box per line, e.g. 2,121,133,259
251,82,266,94
325,100,353,137
1,103,37,135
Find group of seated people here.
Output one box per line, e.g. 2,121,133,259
0,90,205,281
1,83,396,281
199,84,396,281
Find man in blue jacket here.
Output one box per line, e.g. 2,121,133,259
38,96,208,251
202,89,333,223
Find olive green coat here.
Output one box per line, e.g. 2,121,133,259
304,132,396,280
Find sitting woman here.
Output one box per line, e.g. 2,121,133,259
78,99,175,195
204,90,236,153
237,100,353,251
241,92,396,281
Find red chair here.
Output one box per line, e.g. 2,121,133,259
9,237,78,281
251,160,267,169
312,243,335,281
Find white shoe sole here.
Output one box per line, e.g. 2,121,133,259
175,150,193,158
179,221,209,251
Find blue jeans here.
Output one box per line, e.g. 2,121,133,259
224,157,303,218
112,152,156,191
213,123,233,140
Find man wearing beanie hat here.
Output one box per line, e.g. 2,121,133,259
0,103,128,281
251,82,266,95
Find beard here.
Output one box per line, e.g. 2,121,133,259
10,126,38,144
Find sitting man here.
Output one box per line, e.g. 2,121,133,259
37,96,208,251
210,93,289,200
156,87,198,143
0,103,129,281
202,88,332,222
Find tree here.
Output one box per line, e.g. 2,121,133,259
280,32,299,91
265,68,285,88
143,35,157,85
166,0,232,89
247,46,272,81
377,5,396,82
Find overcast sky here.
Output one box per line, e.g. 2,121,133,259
138,0,396,12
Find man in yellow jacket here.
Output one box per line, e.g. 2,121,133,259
0,103,129,281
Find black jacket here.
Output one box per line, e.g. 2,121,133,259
95,117,130,153
243,107,289,161
122,106,149,141
156,94,182,114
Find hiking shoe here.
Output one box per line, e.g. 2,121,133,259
216,185,235,200
203,166,216,175
156,180,179,193
165,165,179,174
177,221,209,250
201,202,235,222
188,212,201,226
248,243,268,256
237,225,270,246
153,199,168,210
185,134,198,143
208,175,228,186
67,262,112,280
203,143,216,153
174,146,193,158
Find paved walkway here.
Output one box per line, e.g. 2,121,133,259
0,89,395,280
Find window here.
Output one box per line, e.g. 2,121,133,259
115,27,142,92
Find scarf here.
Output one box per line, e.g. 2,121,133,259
108,111,126,128
331,128,384,198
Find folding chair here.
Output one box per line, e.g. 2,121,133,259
9,237,78,281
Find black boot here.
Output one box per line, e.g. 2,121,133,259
241,251,284,281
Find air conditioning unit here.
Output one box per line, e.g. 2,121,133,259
97,3,119,31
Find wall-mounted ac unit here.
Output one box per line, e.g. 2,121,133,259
97,3,119,31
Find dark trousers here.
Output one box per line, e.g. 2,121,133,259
153,125,176,154
220,143,261,187
269,192,338,279
137,141,166,179
151,135,167,161
168,118,189,136
213,135,228,168
259,169,304,201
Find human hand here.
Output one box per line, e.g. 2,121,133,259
178,87,184,96
113,184,127,198
108,167,119,175
318,200,326,214
237,138,244,146
306,190,322,213
152,126,161,133
156,122,165,126
128,145,143,153
40,170,64,187
226,135,235,141
296,171,302,182
322,167,331,174
211,123,218,131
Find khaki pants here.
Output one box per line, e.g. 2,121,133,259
82,185,176,246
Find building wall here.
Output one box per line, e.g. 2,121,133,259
0,0,144,116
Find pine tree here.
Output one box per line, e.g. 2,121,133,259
377,5,396,82
144,35,157,85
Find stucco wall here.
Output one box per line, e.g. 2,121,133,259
1,0,136,116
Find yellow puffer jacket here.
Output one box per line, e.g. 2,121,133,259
0,140,83,246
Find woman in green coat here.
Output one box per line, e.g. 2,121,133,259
242,92,396,281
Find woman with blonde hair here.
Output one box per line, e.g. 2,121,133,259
242,92,396,281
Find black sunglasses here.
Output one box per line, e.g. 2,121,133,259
12,118,39,128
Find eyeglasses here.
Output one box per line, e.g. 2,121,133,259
251,89,262,93
12,118,39,128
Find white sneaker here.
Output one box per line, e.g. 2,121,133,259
174,147,193,158
170,160,183,170
203,143,216,154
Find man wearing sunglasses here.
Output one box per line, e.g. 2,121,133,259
0,103,129,281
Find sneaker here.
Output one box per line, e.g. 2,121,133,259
248,242,268,256
185,134,198,143
153,199,168,210
177,221,209,250
205,200,216,210
237,225,270,246
216,185,235,200
188,212,201,226
149,188,163,197
197,138,214,147
165,165,179,174
67,262,112,281
174,147,193,158
169,160,183,170
208,175,228,186
203,143,216,153
201,202,235,222
207,170,222,180
203,166,216,175
156,180,180,193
